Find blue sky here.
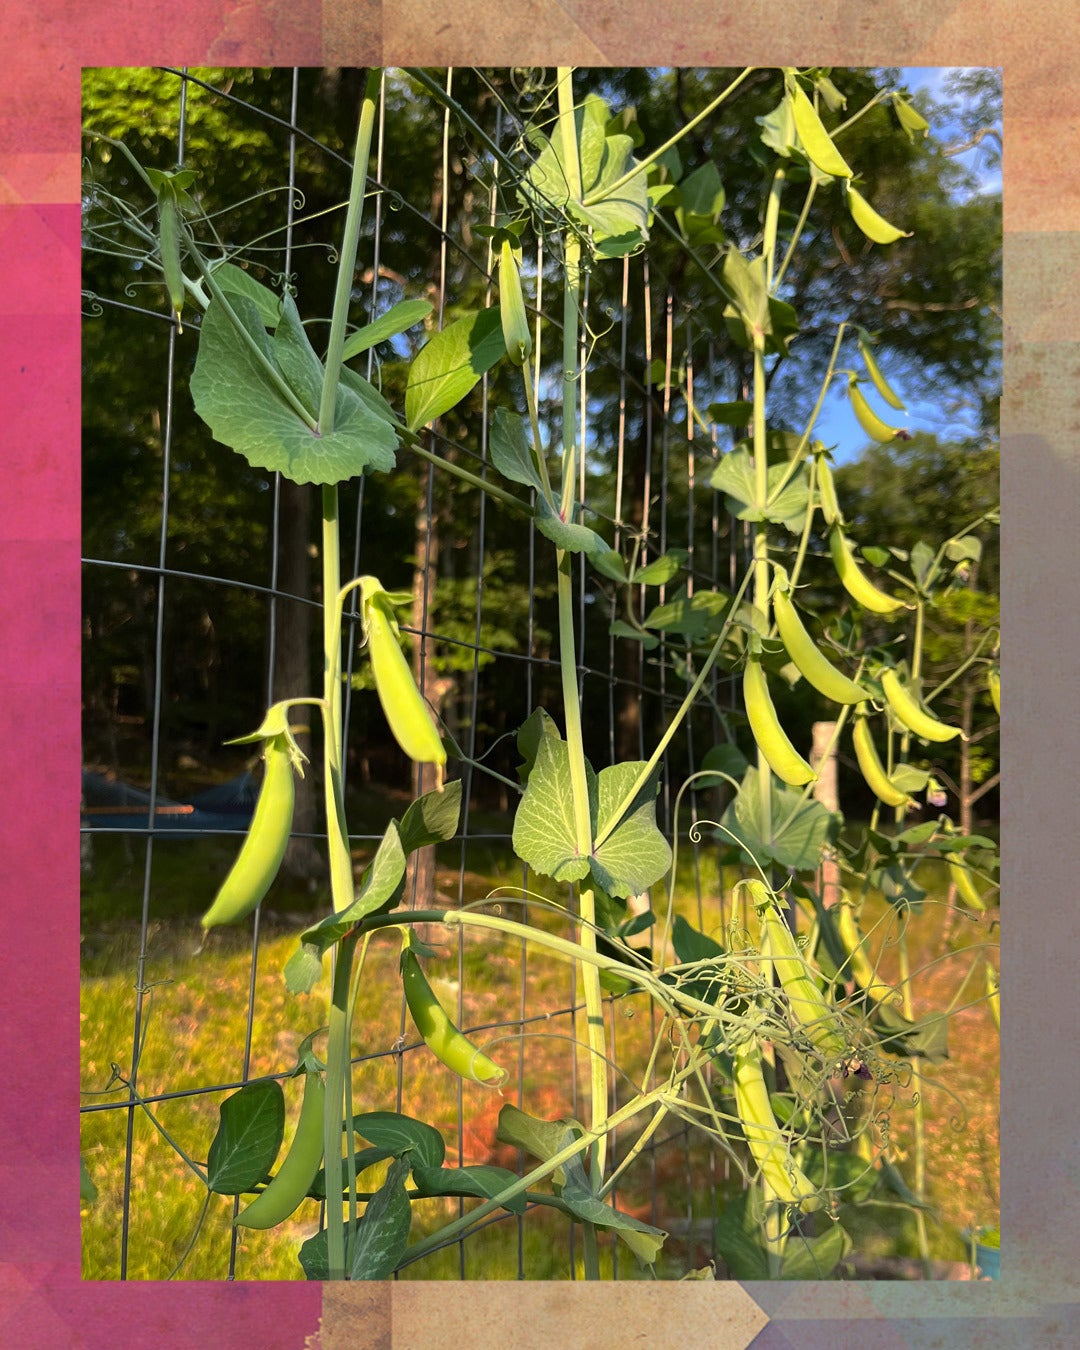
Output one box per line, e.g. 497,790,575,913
813,67,1000,464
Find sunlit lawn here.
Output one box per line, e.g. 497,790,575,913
80,829,998,1280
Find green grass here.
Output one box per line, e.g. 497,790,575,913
81,825,999,1280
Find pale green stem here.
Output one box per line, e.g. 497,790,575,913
317,70,383,1281
552,74,608,1248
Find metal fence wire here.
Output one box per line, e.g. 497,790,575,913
81,66,764,1281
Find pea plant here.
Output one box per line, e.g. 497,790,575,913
83,66,999,1280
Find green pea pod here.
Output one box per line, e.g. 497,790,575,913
401,946,506,1086
881,668,962,744
948,856,987,912
201,727,302,929
985,962,999,1031
360,577,447,776
786,72,852,179
499,237,532,368
743,654,817,787
852,712,912,809
844,183,910,245
157,189,186,331
772,565,868,705
892,95,930,142
828,525,907,615
848,376,903,443
732,1037,822,1211
856,328,905,411
832,896,893,1001
814,451,843,527
235,1069,326,1229
746,881,845,1061
987,665,1001,716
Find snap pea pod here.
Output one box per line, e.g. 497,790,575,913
852,712,912,809
856,328,905,411
948,856,987,912
743,654,817,787
498,236,532,367
359,576,446,775
400,946,506,1086
786,72,852,179
848,376,903,443
772,564,868,705
732,1037,822,1212
881,668,961,744
235,1069,326,1230
844,183,910,245
748,881,846,1061
828,526,907,616
201,718,305,929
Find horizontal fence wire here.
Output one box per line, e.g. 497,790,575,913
80,66,746,1281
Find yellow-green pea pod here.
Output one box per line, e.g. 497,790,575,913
772,565,868,705
235,1070,326,1230
360,577,447,776
987,664,1001,716
786,72,852,179
852,713,913,809
814,452,843,527
881,668,962,744
948,856,987,912
201,731,299,929
732,1037,822,1212
743,654,817,787
892,95,930,142
401,947,507,1086
157,189,186,332
856,329,905,411
828,526,907,616
498,237,532,368
985,962,999,1031
747,882,845,1061
844,183,911,246
848,376,903,443
832,897,892,1001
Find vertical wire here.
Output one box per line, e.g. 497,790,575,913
118,67,189,1281
605,251,632,1280
451,89,502,1280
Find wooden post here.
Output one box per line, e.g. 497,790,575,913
812,721,841,907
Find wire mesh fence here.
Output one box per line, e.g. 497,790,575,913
81,67,755,1280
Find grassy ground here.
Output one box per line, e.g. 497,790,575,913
80,828,999,1281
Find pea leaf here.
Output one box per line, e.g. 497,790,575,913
534,497,612,559
521,94,648,256
350,1111,447,1169
718,767,835,872
341,299,433,360
590,761,671,900
191,292,399,485
284,825,407,993
398,779,462,855
404,308,505,430
211,261,283,329
206,1080,285,1195
512,732,671,898
490,407,546,494
511,732,594,885
349,1154,413,1280
495,1104,584,1191
410,1163,527,1215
